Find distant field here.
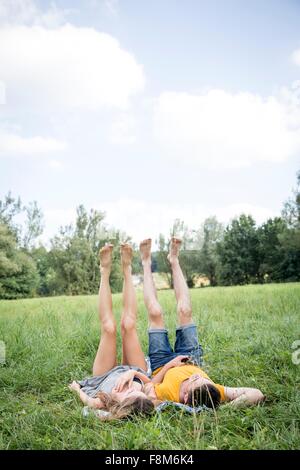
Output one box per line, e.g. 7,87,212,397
0,283,299,450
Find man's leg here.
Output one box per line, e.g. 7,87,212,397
140,239,164,329
120,243,147,370
168,237,193,326
92,244,117,376
140,239,177,372
168,237,203,365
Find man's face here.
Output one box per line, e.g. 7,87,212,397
183,374,213,403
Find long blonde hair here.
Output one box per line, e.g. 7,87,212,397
96,391,155,421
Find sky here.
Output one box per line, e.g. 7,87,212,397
0,0,300,246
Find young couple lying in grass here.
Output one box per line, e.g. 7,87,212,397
69,238,264,421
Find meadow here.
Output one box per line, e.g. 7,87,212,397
0,283,299,450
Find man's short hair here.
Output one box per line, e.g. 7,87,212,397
187,383,221,409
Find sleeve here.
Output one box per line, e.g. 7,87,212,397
154,383,169,401
215,384,226,402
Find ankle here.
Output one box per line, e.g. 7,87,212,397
169,257,179,266
142,259,151,268
122,264,132,274
100,266,111,276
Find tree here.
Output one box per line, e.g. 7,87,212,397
31,246,59,296
156,220,201,288
156,233,172,287
0,222,39,299
257,217,288,282
22,201,44,249
198,216,224,286
217,215,260,285
278,171,300,281
282,170,300,228
0,192,22,239
48,205,127,295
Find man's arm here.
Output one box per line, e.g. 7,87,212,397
224,386,265,407
152,355,189,384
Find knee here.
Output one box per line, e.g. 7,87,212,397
121,315,136,334
148,303,163,323
178,303,192,322
102,319,117,336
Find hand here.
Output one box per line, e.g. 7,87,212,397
114,370,135,392
69,380,81,393
166,355,190,369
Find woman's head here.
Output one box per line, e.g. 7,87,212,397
111,386,149,403
96,391,155,421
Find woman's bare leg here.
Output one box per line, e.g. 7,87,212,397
120,243,147,370
168,237,193,326
92,244,118,376
140,239,165,329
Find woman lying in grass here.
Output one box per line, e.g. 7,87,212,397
69,243,155,421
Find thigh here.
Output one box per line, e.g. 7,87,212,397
122,329,147,371
148,329,177,372
174,324,203,366
92,334,117,376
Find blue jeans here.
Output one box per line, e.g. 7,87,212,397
148,324,203,373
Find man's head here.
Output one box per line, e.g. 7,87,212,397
181,374,221,409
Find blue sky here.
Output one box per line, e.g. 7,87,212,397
0,0,299,244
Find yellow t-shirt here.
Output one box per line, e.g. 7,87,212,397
153,364,225,403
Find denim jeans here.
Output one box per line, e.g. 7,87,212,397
148,323,203,373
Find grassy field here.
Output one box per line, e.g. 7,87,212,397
0,283,299,450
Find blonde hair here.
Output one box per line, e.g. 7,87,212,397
96,391,155,421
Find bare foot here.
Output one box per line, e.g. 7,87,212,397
167,237,182,264
120,243,133,268
99,243,113,270
139,238,152,264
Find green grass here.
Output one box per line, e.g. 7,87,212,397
0,283,299,450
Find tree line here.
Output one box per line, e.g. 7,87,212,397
0,172,299,299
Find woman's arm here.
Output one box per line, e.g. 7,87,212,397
152,355,189,384
69,381,103,409
224,387,265,407
114,370,152,392
134,371,152,384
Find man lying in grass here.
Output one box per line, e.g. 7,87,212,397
135,237,265,410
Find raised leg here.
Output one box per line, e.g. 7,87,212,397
140,239,164,329
92,244,117,376
120,243,147,370
168,237,193,326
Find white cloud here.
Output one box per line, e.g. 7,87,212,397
108,114,137,145
94,199,277,246
104,0,119,16
0,0,71,28
0,81,5,104
49,159,63,169
0,130,66,156
291,48,300,66
41,198,277,246
0,24,145,110
153,84,300,168
215,203,276,225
